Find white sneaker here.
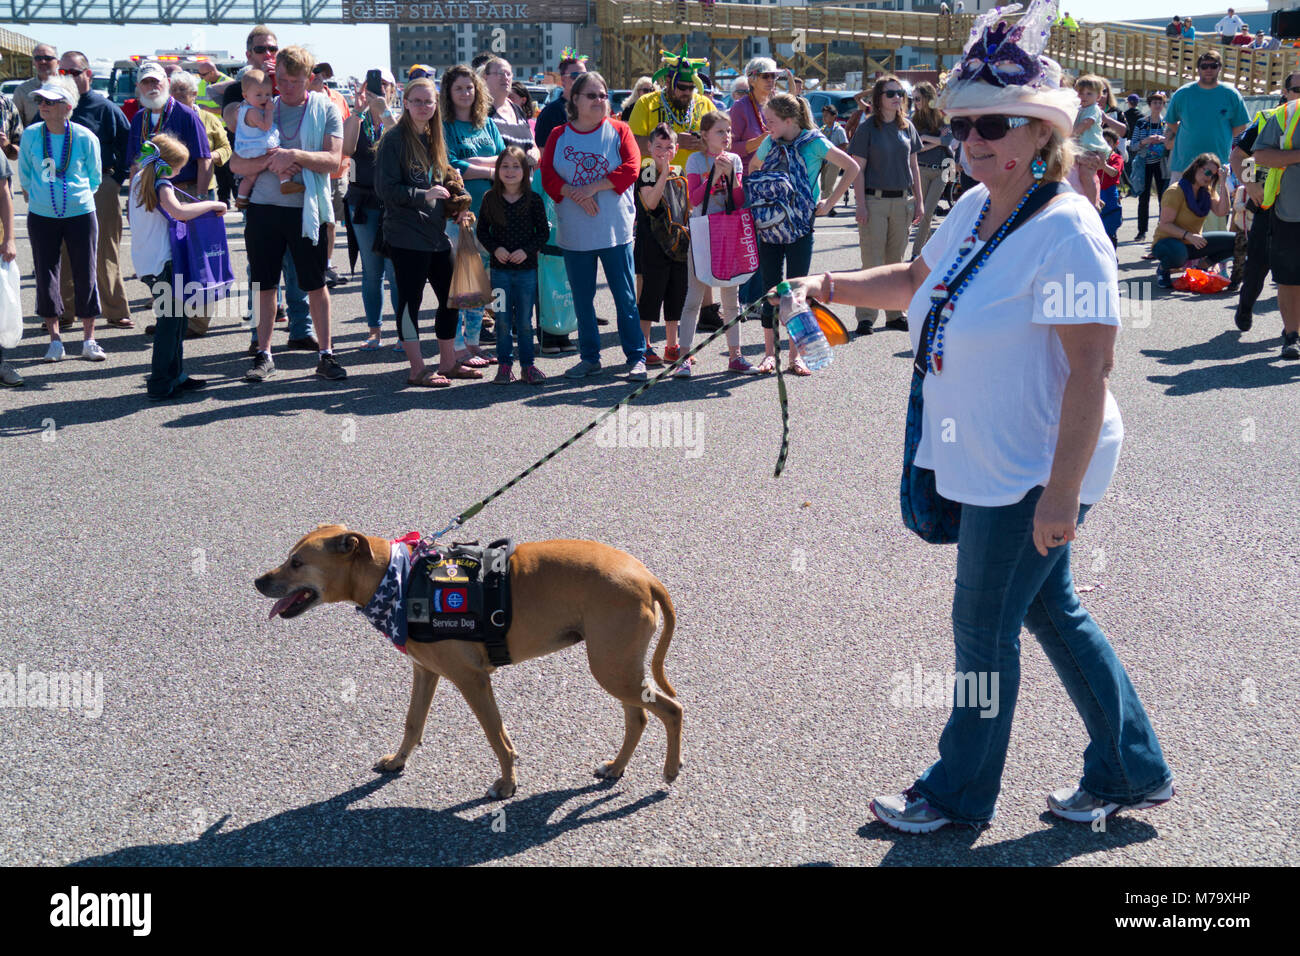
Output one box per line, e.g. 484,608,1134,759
80,339,107,362
627,359,648,381
43,340,65,363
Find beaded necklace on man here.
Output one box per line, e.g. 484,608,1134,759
42,120,73,218
275,94,307,141
659,89,695,131
925,182,1040,375
142,98,174,139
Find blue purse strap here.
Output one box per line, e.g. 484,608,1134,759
914,181,1067,377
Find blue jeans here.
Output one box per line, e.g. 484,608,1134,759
911,485,1172,824
350,206,397,330
1152,232,1235,271
759,231,815,327
491,267,538,367
246,251,311,341
562,243,645,366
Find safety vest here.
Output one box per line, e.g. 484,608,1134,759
195,75,228,112
1262,100,1299,210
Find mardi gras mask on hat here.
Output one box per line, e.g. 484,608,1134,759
651,42,710,92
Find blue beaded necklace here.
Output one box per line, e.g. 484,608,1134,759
925,182,1039,375
42,120,73,218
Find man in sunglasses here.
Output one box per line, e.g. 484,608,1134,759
628,54,715,166
216,25,316,353
56,51,133,330
14,42,59,128
1253,74,1300,359
1164,50,1249,221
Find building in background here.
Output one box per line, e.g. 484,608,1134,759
389,21,600,80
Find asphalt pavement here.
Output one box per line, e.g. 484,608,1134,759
0,191,1296,866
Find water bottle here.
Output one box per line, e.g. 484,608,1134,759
777,281,833,371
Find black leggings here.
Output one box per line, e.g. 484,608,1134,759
1136,163,1169,236
390,246,456,341
29,210,99,319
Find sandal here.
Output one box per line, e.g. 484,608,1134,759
441,364,484,379
460,354,491,368
754,355,777,374
105,317,135,329
787,358,812,377
360,336,384,351
407,369,451,388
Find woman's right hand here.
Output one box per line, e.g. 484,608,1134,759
1186,232,1208,250
765,274,824,305
425,185,450,203
494,247,512,264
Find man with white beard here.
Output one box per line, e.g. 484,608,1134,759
125,61,212,197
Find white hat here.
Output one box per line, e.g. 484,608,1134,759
379,68,396,86
937,0,1079,140
138,61,167,83
33,77,78,106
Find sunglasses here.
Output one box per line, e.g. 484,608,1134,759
251,44,278,55
1199,166,1220,177
562,71,586,79
58,68,87,77
1198,62,1221,69
674,83,695,92
581,91,608,101
949,114,1031,141
1287,85,1300,93
33,54,56,62
882,89,905,99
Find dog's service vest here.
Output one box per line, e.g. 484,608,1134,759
356,536,514,666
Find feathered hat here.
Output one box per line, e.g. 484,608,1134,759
652,42,710,91
937,0,1078,138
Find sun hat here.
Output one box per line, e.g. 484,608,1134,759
32,77,77,104
936,0,1079,139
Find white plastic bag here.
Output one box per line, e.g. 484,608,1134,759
0,258,21,350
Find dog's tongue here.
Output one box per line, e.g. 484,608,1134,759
268,590,305,620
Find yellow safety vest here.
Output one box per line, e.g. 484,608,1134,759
1262,100,1299,210
195,75,228,112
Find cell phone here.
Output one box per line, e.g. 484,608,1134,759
365,69,383,98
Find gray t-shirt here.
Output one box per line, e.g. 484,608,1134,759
1255,108,1300,223
848,118,922,191
249,98,343,208
0,152,12,181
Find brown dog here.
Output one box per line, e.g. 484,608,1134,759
255,525,682,798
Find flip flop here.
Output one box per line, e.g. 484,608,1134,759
787,360,812,377
360,338,384,351
105,318,135,329
407,370,451,388
459,354,492,368
441,364,484,379
754,355,777,374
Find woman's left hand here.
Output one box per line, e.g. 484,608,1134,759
0,238,15,263
815,198,833,217
1033,485,1081,557
568,182,598,203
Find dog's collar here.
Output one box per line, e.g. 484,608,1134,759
356,542,412,652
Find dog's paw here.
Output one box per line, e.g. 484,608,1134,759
488,777,517,799
663,761,681,785
373,754,407,774
594,760,624,781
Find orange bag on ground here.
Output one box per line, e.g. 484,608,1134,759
1172,268,1230,294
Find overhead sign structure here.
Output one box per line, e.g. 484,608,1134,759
341,0,588,22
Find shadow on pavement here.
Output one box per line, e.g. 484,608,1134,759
1140,330,1300,394
856,813,1161,866
68,776,668,866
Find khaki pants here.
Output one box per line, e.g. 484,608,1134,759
60,176,129,322
819,162,841,203
912,165,947,253
856,194,913,324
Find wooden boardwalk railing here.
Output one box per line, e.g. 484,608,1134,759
595,0,1300,96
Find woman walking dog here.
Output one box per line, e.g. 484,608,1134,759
781,0,1173,832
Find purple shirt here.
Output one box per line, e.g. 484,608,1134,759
126,97,211,184
729,93,768,168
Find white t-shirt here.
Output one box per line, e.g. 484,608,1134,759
909,185,1123,507
127,174,174,279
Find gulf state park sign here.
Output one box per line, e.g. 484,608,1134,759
341,1,589,22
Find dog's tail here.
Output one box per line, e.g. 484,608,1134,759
649,576,677,699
